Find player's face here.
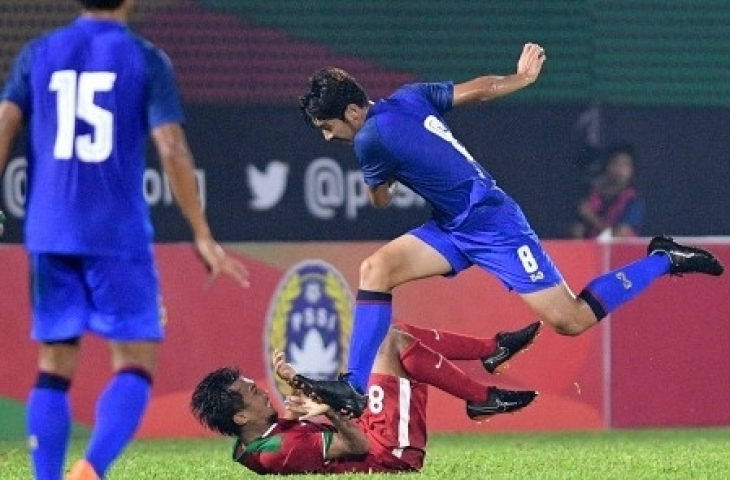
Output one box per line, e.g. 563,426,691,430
313,118,356,144
230,377,277,420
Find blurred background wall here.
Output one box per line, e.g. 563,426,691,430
2,241,729,438
1,0,729,241
1,0,729,439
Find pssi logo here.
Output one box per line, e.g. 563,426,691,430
264,260,353,400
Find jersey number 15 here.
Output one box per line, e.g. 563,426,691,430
50,70,117,163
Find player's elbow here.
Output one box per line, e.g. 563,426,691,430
368,187,393,208
370,197,391,209
327,435,370,459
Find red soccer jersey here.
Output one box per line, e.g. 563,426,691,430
234,373,427,474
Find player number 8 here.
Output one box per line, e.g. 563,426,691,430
368,385,385,414
517,245,539,274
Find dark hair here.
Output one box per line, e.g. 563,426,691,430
190,367,246,437
298,67,369,127
78,0,125,10
603,142,635,164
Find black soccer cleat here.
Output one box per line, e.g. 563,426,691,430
482,321,543,374
647,235,724,277
466,386,538,421
291,373,368,418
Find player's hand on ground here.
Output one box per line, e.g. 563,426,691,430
272,350,298,384
285,394,331,420
516,42,546,82
194,236,250,287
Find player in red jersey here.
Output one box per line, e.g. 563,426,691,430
191,321,541,474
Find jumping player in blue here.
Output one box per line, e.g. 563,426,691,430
295,43,724,417
0,1,249,479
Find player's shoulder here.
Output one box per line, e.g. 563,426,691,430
391,81,452,100
380,82,453,118
124,31,174,67
18,24,65,56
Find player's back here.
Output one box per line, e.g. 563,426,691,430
18,18,164,257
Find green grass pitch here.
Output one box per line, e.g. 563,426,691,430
1,428,729,479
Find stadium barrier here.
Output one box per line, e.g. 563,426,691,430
1,239,728,439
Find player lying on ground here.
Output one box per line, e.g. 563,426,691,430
191,321,541,474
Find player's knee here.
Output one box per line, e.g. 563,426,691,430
544,316,591,336
392,322,415,337
38,341,81,378
359,255,392,289
110,341,158,375
388,325,415,350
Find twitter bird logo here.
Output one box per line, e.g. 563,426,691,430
246,161,289,210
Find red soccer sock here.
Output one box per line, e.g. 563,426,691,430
395,323,496,360
399,338,487,402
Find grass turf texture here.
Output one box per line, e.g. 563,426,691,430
1,429,729,479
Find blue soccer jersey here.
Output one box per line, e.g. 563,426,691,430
355,82,563,293
354,82,500,229
1,18,184,257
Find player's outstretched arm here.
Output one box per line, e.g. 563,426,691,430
152,122,249,287
452,42,546,107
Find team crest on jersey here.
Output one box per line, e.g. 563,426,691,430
264,260,353,400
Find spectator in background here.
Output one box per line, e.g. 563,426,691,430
0,1,249,479
569,144,645,239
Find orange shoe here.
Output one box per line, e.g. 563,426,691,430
66,459,100,480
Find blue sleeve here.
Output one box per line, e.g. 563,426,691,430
407,81,454,115
354,121,394,188
143,46,185,129
1,39,38,114
619,197,645,232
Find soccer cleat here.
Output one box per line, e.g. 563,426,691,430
66,459,100,480
291,373,368,418
482,321,543,374
466,386,538,421
647,235,724,276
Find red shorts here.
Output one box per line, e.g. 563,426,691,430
326,373,428,473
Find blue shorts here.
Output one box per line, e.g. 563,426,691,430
410,192,563,294
30,253,164,342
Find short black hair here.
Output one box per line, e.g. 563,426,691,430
78,0,125,10
298,67,369,127
602,142,636,168
190,367,246,437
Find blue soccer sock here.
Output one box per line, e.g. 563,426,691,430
578,253,671,320
27,372,72,480
85,368,152,477
347,290,393,393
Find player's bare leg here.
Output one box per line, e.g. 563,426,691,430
523,236,724,336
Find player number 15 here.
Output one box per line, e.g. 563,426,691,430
50,70,116,163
